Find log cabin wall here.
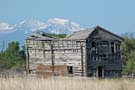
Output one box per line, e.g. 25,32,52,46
25,39,86,77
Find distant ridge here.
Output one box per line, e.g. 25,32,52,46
0,18,83,47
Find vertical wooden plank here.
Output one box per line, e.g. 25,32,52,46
51,41,55,76
96,67,98,78
42,42,45,58
25,44,30,74
114,42,116,53
80,44,84,77
102,67,104,78
109,41,111,53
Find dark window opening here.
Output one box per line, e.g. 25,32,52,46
116,44,120,52
117,45,119,51
97,41,110,53
111,42,114,53
103,54,106,60
67,66,73,74
103,54,106,57
92,42,95,47
92,42,97,53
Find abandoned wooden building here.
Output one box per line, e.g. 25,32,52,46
25,26,123,77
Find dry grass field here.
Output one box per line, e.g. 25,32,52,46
0,76,135,90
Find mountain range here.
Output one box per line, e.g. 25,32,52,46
0,18,83,47
0,18,135,49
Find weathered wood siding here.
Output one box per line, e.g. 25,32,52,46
25,26,123,77
26,39,86,76
86,28,122,77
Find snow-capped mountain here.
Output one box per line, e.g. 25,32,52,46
0,18,83,47
46,18,81,34
15,19,47,33
14,18,83,34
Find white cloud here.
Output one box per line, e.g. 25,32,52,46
0,22,15,33
0,22,14,30
47,18,69,25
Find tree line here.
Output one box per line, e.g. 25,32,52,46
0,41,26,73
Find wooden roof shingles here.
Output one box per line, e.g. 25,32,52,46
67,27,95,40
26,31,57,41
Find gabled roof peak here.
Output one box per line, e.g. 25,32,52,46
67,25,123,40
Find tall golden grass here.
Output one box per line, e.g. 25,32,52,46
0,76,135,90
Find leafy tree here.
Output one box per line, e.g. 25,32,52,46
0,41,26,72
121,34,135,75
121,35,135,65
5,41,19,55
123,51,135,75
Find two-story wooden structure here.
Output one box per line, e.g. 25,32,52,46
25,26,123,77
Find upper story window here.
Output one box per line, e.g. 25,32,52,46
92,41,120,54
116,44,120,52
111,42,120,54
91,42,97,53
111,42,115,53
97,41,110,54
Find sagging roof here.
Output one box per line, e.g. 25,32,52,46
26,31,58,41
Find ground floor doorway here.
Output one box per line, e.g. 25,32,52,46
97,66,104,77
67,66,73,74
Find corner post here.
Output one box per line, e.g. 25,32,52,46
80,44,84,77
51,41,55,76
25,44,30,74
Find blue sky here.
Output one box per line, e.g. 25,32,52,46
0,0,135,34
